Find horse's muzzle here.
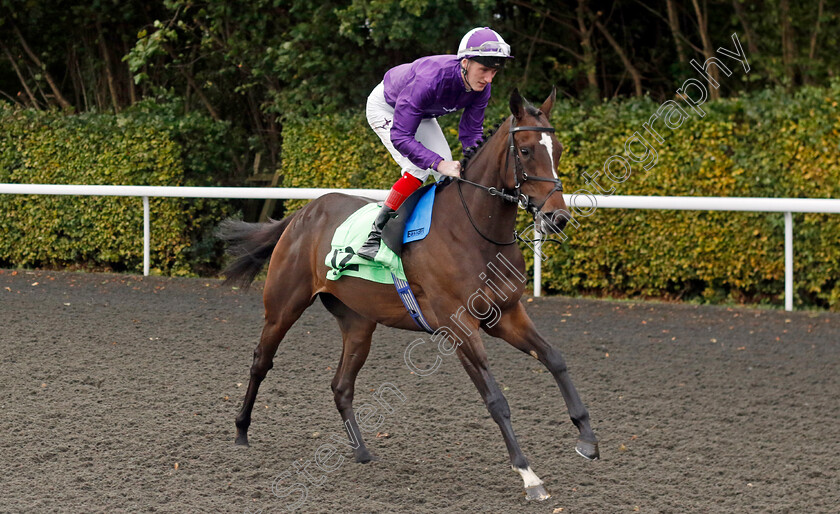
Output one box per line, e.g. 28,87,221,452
538,209,571,234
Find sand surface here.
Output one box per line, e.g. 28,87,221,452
2,269,838,513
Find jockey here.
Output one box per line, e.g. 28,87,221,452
356,27,514,260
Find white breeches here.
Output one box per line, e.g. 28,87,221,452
365,81,453,182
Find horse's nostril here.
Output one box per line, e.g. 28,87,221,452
550,211,569,231
538,211,570,233
554,214,568,231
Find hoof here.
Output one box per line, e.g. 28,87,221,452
576,439,599,460
355,451,379,464
524,484,551,501
235,433,249,447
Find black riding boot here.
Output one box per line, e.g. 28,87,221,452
357,205,395,261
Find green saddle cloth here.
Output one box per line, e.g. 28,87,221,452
325,203,406,284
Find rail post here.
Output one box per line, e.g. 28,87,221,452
534,229,542,297
784,211,793,311
143,196,150,277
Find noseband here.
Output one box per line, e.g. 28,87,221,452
457,116,565,245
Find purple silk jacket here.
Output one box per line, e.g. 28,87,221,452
383,55,491,171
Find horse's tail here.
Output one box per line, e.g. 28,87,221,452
216,215,295,288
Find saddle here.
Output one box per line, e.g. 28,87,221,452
381,183,437,255
325,183,438,285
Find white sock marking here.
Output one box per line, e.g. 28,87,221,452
514,466,544,488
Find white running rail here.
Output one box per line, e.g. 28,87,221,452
2,183,839,311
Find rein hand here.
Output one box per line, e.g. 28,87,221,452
436,160,462,178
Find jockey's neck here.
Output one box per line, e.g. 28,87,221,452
460,60,473,92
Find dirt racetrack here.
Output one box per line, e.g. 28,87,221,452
1,268,838,513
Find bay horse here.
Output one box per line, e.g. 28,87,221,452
219,88,599,501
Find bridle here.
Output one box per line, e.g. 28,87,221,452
456,115,565,245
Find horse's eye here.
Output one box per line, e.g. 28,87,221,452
520,148,530,157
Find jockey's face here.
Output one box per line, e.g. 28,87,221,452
461,59,499,91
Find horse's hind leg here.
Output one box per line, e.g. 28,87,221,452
485,303,599,460
320,294,378,463
235,284,314,446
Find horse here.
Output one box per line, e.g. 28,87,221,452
218,87,599,501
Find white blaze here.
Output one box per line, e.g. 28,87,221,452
539,132,557,179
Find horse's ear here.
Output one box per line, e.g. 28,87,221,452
509,88,525,120
540,86,557,117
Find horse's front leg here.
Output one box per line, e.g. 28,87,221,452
485,302,599,460
455,339,551,501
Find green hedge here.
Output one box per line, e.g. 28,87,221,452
281,84,840,309
0,101,236,275
280,112,396,213
3,84,837,308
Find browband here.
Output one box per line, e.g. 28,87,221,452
509,126,555,133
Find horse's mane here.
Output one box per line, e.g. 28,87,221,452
459,118,503,170
460,101,543,171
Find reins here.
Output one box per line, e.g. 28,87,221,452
456,115,564,246
456,178,518,245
